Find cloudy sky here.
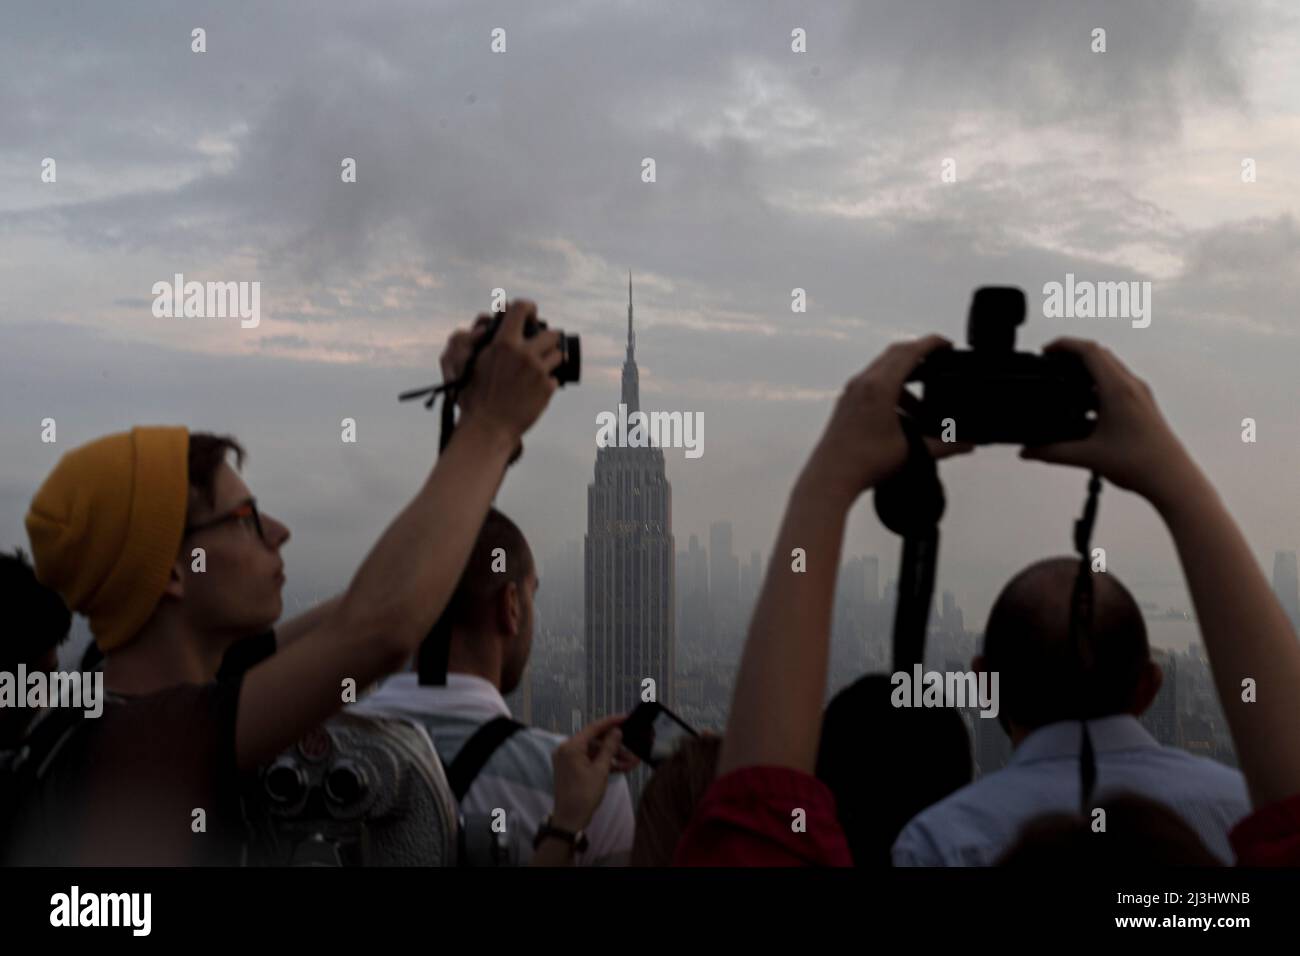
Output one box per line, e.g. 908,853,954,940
2,0,1297,646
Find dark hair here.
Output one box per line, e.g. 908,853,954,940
445,509,532,622
0,547,72,673
187,432,246,513
816,674,973,866
631,734,721,866
417,509,533,679
983,557,1149,732
998,793,1221,866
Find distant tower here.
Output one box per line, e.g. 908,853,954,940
1272,551,1299,634
1140,648,1179,746
863,556,880,603
585,275,676,724
709,522,739,608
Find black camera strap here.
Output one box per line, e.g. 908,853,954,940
1069,472,1104,814
874,414,945,672
399,372,471,454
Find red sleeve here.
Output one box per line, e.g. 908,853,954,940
673,765,853,867
1230,793,1300,866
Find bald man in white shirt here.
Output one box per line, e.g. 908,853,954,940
893,558,1249,866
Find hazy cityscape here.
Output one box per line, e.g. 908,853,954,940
515,540,1300,779
507,287,1300,782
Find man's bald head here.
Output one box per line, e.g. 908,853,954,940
981,557,1151,733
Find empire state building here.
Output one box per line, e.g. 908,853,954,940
584,275,676,722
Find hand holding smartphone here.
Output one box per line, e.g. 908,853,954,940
620,701,699,768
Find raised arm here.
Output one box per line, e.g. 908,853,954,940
236,300,562,770
1022,338,1300,807
274,596,344,649
719,336,965,776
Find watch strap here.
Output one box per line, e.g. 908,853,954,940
533,815,589,853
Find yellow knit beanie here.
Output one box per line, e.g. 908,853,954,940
25,426,190,651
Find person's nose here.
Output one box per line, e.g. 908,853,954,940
264,513,291,549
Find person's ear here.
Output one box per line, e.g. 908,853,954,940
162,556,186,599
496,581,521,637
1131,660,1163,715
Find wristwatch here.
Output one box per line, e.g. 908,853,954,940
533,815,589,853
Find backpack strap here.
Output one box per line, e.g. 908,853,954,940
445,716,524,803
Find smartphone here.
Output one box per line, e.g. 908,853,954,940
620,702,699,768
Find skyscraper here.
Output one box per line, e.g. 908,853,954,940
973,711,1011,777
676,534,712,655
1140,648,1179,747
708,522,739,608
1272,551,1299,634
585,275,676,721
863,556,880,604
740,549,763,610
838,557,867,607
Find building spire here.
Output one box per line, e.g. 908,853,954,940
627,271,635,360
621,271,640,413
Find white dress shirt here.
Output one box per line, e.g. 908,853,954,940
352,673,634,865
892,715,1250,866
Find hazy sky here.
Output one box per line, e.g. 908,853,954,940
2,0,1297,637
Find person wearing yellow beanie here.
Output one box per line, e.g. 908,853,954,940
26,426,191,653
10,299,564,866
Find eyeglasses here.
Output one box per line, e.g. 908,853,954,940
184,497,267,544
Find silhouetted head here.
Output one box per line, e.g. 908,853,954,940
816,673,973,866
632,733,721,866
1,548,73,746
419,509,536,695
998,793,1221,866
977,557,1159,742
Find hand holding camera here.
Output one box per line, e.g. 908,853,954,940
803,334,974,507
405,298,580,456
803,285,1192,511
1020,337,1196,511
455,299,564,446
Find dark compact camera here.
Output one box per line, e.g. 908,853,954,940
906,287,1098,445
468,311,581,386
398,307,580,452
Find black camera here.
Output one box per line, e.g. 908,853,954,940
907,287,1098,445
399,306,581,452
469,312,581,386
